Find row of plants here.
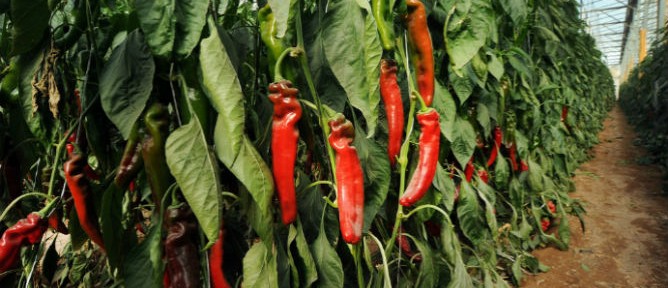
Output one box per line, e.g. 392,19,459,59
619,27,668,178
0,0,615,287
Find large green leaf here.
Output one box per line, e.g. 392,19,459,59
199,20,274,234
268,0,291,38
100,184,124,269
439,215,474,288
135,0,175,58
500,0,527,26
165,118,222,246
322,0,381,135
450,116,476,168
289,222,319,287
243,241,279,288
444,1,493,69
432,82,457,141
174,0,208,58
456,181,489,245
353,125,390,232
432,164,456,212
122,215,163,288
99,30,155,139
10,0,49,55
310,225,344,288
410,236,438,287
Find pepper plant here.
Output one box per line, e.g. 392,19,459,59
0,0,614,287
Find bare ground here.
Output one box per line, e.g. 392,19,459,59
522,106,668,287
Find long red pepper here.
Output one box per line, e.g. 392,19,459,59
561,105,568,122
64,153,105,251
486,126,502,167
328,114,365,244
209,226,231,288
400,109,440,206
464,159,475,182
405,0,434,106
508,143,519,171
380,59,405,166
164,205,200,288
0,212,48,273
268,80,302,225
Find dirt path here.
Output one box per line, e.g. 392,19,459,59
521,106,668,287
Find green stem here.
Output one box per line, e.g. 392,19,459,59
367,234,392,288
352,244,365,288
0,193,51,222
273,47,295,82
305,180,335,190
402,204,449,220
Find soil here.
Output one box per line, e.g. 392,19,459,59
521,106,668,288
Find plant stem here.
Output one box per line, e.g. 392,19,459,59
0,193,51,222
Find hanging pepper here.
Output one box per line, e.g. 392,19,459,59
142,103,173,207
520,160,529,172
66,131,99,181
328,114,365,244
561,105,568,122
64,153,105,251
380,59,405,166
259,4,292,80
209,225,231,288
508,143,519,172
114,124,143,189
464,159,475,183
540,218,551,232
405,0,434,106
397,228,422,262
486,126,502,167
164,204,201,288
0,202,55,273
400,109,440,206
546,200,557,214
48,207,69,234
268,80,302,225
477,169,489,184
372,0,395,50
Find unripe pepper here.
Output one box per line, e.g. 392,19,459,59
114,124,143,189
259,4,292,80
64,153,105,251
372,0,395,51
209,225,231,288
400,109,440,206
380,59,405,167
164,205,201,288
142,103,173,207
0,212,48,273
405,0,434,106
328,114,365,244
268,80,302,225
486,126,502,167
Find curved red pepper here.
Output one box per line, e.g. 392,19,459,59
486,126,502,167
0,213,48,273
400,109,440,206
64,154,105,251
405,0,434,106
164,205,200,288
464,159,475,182
328,114,365,244
508,143,519,172
209,227,231,288
520,160,529,172
268,80,302,225
380,59,405,166
477,169,489,184
48,208,69,234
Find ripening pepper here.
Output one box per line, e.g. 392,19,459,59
372,0,395,50
142,103,173,207
164,205,201,288
209,225,231,288
0,206,52,273
328,114,365,244
64,153,105,251
400,109,440,206
268,80,302,225
380,59,405,167
405,0,434,106
114,124,143,189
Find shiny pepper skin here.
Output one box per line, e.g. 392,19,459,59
0,213,48,273
541,218,551,232
164,205,201,288
209,227,231,288
64,154,105,251
328,114,365,244
380,59,405,166
269,80,302,225
486,126,503,167
464,159,475,183
477,169,489,184
143,103,173,207
405,0,434,106
115,125,143,189
400,109,440,206
508,143,519,171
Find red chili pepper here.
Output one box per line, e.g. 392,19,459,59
209,226,231,288
268,80,302,225
547,200,557,214
486,126,502,167
328,114,365,244
561,105,568,122
508,143,519,171
464,159,475,183
520,160,529,172
405,0,434,106
64,153,105,251
380,59,405,166
48,208,69,234
541,218,551,232
397,228,422,262
477,169,489,184
400,109,440,206
0,212,48,273
164,205,201,288
65,131,99,181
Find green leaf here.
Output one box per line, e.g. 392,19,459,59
445,1,492,69
122,216,163,288
432,164,456,212
268,0,290,38
310,225,344,288
450,67,473,104
291,221,319,287
323,0,381,135
450,116,476,168
353,125,390,232
432,82,457,141
174,0,208,58
10,0,49,55
135,0,175,58
165,118,222,246
99,30,155,139
439,216,474,288
243,241,279,288
410,237,438,287
199,20,274,232
499,0,527,25
68,206,86,251
526,159,544,193
100,184,124,269
487,53,504,81
456,181,488,245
